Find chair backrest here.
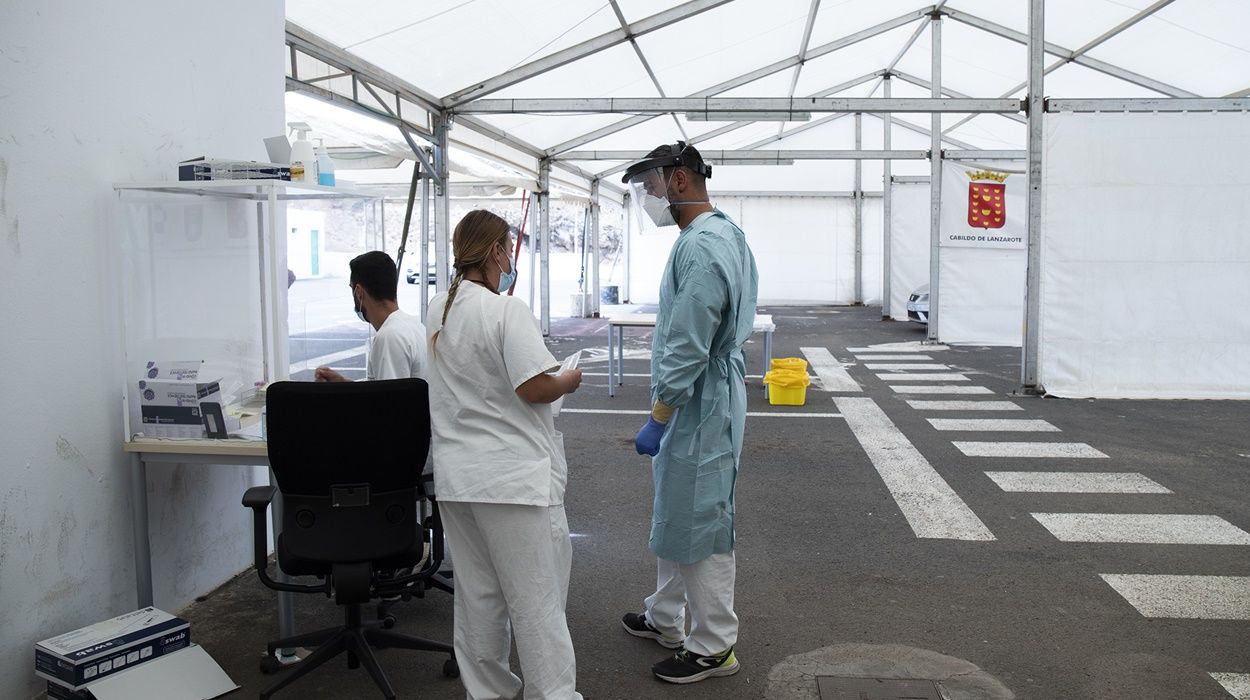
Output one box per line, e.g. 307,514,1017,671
265,379,430,568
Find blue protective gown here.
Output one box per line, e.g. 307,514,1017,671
649,209,759,565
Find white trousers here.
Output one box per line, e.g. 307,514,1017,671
439,501,583,700
643,551,738,656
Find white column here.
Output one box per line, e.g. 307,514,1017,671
433,115,451,296
883,75,894,319
623,192,632,303
538,160,552,335
590,179,602,317
927,12,942,342
854,111,864,305
528,188,538,311
1021,0,1045,390
420,163,430,323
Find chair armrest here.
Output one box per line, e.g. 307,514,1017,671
241,486,275,574
240,485,330,596
243,485,276,510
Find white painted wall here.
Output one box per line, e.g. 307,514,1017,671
0,3,283,698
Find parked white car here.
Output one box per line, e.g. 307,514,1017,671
907,284,930,325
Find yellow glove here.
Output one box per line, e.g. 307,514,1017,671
650,400,674,424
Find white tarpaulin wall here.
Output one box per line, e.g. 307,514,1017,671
938,161,1027,346
628,196,882,306
887,179,930,322
1040,112,1250,400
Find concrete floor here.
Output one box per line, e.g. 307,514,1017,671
181,306,1249,699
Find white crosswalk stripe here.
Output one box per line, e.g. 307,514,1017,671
1033,513,1250,545
1099,574,1250,620
853,354,935,361
801,347,861,392
890,385,994,394
908,400,1021,411
878,373,970,382
865,363,952,370
1210,673,1250,700
928,418,1059,432
954,441,1108,458
834,397,994,541
986,472,1171,494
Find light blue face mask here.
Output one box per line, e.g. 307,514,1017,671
497,258,517,293
496,244,517,293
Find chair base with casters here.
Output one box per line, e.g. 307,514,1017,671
245,485,458,700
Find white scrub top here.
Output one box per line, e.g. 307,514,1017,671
426,282,566,507
367,309,428,380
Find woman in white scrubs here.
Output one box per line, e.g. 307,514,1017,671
426,210,584,699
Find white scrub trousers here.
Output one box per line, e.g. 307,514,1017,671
644,551,738,656
440,501,583,700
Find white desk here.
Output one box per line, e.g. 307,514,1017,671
605,314,775,398
123,438,297,649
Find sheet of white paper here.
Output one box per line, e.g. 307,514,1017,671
87,645,238,700
551,351,581,419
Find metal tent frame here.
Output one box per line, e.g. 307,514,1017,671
284,0,1249,388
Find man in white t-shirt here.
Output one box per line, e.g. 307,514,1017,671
315,250,431,599
315,251,427,383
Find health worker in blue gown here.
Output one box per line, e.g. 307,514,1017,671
618,142,758,686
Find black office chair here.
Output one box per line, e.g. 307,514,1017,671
242,379,457,700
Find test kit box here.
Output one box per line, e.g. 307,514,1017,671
36,607,190,691
137,361,225,438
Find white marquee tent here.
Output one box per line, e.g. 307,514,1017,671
282,0,1250,398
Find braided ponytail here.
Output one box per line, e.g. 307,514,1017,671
431,210,513,350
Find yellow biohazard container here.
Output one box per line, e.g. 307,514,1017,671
763,368,811,406
770,357,808,373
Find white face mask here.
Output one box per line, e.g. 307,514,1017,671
642,193,676,228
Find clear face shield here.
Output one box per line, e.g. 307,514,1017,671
622,143,713,230
625,166,679,229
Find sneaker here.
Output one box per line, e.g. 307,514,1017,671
652,647,740,684
620,612,683,649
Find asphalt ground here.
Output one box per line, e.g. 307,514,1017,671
174,305,1248,700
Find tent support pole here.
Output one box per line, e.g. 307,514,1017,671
854,112,864,305
927,11,942,342
538,160,552,336
882,75,893,320
433,115,451,299
1021,0,1045,393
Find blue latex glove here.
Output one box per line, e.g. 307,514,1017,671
635,417,668,457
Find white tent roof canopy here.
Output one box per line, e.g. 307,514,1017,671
284,0,1250,193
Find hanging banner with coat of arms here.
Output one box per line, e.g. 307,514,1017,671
940,162,1026,249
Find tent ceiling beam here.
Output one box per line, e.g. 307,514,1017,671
890,71,1027,124
358,79,435,176
942,0,1179,136
681,71,886,153
287,21,444,116
862,0,945,100
541,8,932,156
943,8,1198,98
285,77,434,148
605,0,690,142
441,0,735,108
455,98,1023,115
780,0,824,138
946,150,1026,160
1046,98,1250,112
557,149,930,161
286,25,621,197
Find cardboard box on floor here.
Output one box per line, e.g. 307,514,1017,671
47,645,238,700
37,607,236,700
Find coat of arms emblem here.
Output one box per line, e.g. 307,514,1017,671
966,169,1008,229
